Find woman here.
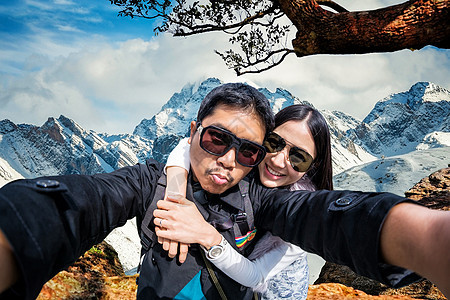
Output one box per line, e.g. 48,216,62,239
160,104,332,299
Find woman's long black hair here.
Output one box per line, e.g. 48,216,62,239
274,104,333,190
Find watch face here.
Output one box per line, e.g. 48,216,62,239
210,247,223,258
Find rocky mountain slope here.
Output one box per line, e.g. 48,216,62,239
1,79,448,186
349,82,450,156
0,115,153,186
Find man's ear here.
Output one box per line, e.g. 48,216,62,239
188,121,197,144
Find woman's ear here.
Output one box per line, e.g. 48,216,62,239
188,121,197,144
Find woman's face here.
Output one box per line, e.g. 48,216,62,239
258,119,317,188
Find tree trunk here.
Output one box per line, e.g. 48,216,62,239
278,0,450,57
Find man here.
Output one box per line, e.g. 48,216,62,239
0,83,449,299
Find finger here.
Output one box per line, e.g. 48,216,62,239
155,227,169,245
155,228,169,246
168,240,179,258
156,199,180,210
153,217,165,228
178,243,189,264
155,226,163,244
166,192,186,204
157,199,190,210
155,228,171,240
162,237,170,251
153,210,173,221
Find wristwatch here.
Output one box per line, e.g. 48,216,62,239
203,235,227,259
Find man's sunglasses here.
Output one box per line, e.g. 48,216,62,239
197,124,266,167
263,132,314,172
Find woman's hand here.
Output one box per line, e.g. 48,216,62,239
153,196,222,251
157,193,190,263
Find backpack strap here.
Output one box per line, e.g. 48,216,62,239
140,174,167,251
233,178,256,249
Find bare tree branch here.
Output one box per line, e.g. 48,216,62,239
216,48,295,75
172,5,278,36
236,50,294,75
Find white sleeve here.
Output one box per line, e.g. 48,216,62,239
164,137,191,174
208,240,305,289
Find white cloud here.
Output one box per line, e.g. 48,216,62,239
56,24,83,33
1,0,449,134
0,72,101,130
54,0,76,5
1,32,450,134
0,33,238,133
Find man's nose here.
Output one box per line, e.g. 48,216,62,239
217,148,237,169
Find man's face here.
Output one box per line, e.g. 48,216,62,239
188,104,266,194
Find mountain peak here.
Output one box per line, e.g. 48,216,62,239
0,119,17,134
380,81,450,111
357,82,450,156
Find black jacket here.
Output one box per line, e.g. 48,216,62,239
0,159,420,299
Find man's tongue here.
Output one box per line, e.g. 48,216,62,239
212,174,228,185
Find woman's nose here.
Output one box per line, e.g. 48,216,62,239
270,149,288,169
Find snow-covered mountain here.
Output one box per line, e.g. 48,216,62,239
334,146,449,195
0,115,153,186
0,79,449,188
348,82,450,156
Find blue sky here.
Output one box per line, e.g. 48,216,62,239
1,0,450,134
0,0,153,75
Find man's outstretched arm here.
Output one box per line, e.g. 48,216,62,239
0,229,18,293
154,194,450,297
0,160,164,298
380,202,450,297
255,188,449,297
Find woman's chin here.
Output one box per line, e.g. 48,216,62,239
260,177,282,188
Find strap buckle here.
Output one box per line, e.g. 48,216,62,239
232,212,247,223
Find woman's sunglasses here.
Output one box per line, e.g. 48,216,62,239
197,124,266,167
263,132,314,172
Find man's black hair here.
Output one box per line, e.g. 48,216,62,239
197,83,275,134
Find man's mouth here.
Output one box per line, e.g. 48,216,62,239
207,169,233,185
211,174,229,185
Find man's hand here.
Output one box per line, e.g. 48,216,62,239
155,226,190,263
0,229,18,293
380,203,450,298
153,196,222,251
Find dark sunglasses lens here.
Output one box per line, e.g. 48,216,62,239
201,125,264,167
237,143,264,166
201,128,232,155
289,148,313,172
264,132,285,153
